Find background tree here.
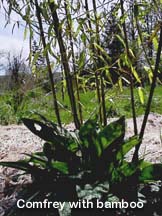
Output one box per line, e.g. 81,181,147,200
102,6,124,85
5,52,30,113
32,39,46,74
6,52,29,90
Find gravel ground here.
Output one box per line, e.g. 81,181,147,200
125,113,162,163
0,112,162,215
1,112,162,163
0,125,44,216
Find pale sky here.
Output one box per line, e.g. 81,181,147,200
0,6,29,75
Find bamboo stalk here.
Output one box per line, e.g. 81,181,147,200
92,0,107,126
48,0,80,129
34,0,62,128
120,0,138,136
64,0,83,125
84,0,103,124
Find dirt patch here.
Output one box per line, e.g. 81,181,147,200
125,112,162,163
0,113,162,215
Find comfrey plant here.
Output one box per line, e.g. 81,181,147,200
1,114,162,215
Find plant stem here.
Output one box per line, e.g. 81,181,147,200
92,0,107,126
34,0,62,128
48,0,80,129
135,14,154,74
84,0,102,124
120,0,138,136
64,0,83,125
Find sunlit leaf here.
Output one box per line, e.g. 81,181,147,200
129,49,135,59
116,137,140,161
144,66,153,84
79,118,99,152
118,77,123,92
51,161,69,174
131,66,141,83
153,37,158,51
138,87,145,105
148,24,160,44
139,164,162,182
93,43,111,61
23,25,28,40
97,116,125,153
116,34,126,48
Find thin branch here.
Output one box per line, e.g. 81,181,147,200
120,0,138,136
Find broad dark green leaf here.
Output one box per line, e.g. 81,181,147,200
24,153,47,168
97,116,125,153
0,161,30,171
79,118,98,147
95,117,126,174
30,113,79,152
79,118,101,157
0,161,42,175
22,118,59,142
22,118,78,152
119,160,139,177
116,136,140,161
43,142,54,161
139,164,162,182
51,161,69,174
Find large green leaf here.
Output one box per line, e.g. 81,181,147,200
79,118,101,157
79,118,98,147
94,117,126,175
97,116,125,153
0,161,30,171
35,114,79,152
119,161,138,177
0,161,43,176
24,153,47,168
22,118,61,143
51,143,80,172
22,118,78,152
139,164,162,182
116,136,140,161
51,161,69,174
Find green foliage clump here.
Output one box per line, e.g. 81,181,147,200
1,114,162,215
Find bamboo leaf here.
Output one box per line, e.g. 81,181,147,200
105,67,113,85
93,43,111,61
78,51,85,69
144,66,153,84
116,34,126,48
148,24,160,44
129,49,135,59
32,52,40,67
12,23,16,34
23,25,28,40
118,77,123,92
131,66,141,83
138,87,145,105
153,37,158,51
